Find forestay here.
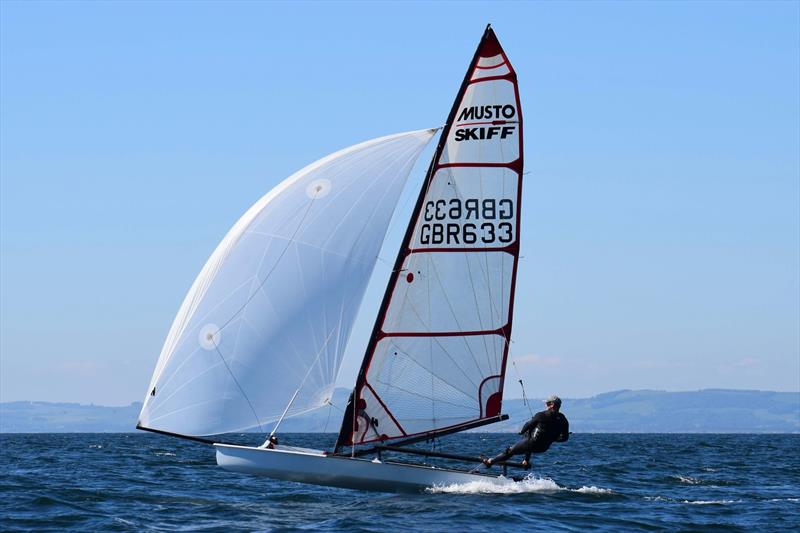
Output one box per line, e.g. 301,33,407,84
337,27,523,448
138,129,436,436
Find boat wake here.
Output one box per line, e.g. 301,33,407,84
426,474,614,495
644,496,743,505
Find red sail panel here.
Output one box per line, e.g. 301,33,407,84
336,26,523,449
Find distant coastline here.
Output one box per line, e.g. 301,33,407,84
1,389,798,433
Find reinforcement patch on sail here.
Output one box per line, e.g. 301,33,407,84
341,27,523,447
138,129,436,436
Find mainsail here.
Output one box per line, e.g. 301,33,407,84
138,129,436,436
336,26,523,449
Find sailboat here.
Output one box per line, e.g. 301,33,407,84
137,25,524,493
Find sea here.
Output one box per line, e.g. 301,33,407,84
1,433,798,531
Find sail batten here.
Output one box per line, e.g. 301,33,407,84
138,129,436,436
336,27,523,450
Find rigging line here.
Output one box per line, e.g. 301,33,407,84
217,312,250,412
429,332,436,427
159,162,293,367
155,269,263,380
448,170,499,374
267,388,301,443
225,290,250,367
145,354,231,416
437,168,491,372
240,204,282,332
292,234,319,363
327,399,345,412
426,247,435,425
376,415,470,423
377,147,432,267
299,137,401,230
387,345,477,402
310,139,423,351
353,134,441,373
383,257,480,389
495,76,520,372
327,292,347,387
255,324,348,445
510,355,533,417
280,146,371,232
399,296,480,390
403,202,502,380
242,310,309,387
331,289,358,382
152,218,304,397
497,139,508,375
145,397,224,425
181,285,300,410
323,401,333,434
482,81,502,368
302,135,423,241
454,167,517,356
259,297,313,384
349,127,447,437
212,342,265,433
326,142,422,282
375,255,396,268
374,378,475,411
278,310,316,382
313,152,398,378
267,304,347,433
427,253,485,377
317,137,424,250
424,252,436,424
344,144,423,255
318,276,352,388
244,231,375,264
215,188,320,335
147,395,327,431
319,148,423,389
259,181,363,382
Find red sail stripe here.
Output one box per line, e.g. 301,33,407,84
334,25,523,452
474,61,507,70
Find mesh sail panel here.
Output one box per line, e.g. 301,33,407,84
138,129,436,436
341,28,523,447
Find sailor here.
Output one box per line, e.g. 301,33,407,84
483,395,569,469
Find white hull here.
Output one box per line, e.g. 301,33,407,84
214,443,508,493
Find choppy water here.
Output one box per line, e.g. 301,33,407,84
1,433,798,531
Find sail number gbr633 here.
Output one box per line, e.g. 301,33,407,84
418,198,515,246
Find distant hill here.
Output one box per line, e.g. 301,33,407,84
1,389,797,433
496,389,800,433
0,401,143,433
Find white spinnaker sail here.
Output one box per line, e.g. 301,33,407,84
139,129,436,436
339,28,523,447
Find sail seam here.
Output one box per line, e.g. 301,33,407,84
467,74,516,84
363,382,407,436
212,342,264,432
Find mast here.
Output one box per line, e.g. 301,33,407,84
335,25,524,452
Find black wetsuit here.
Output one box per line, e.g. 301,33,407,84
489,409,569,465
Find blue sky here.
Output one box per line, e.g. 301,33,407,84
1,1,798,406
